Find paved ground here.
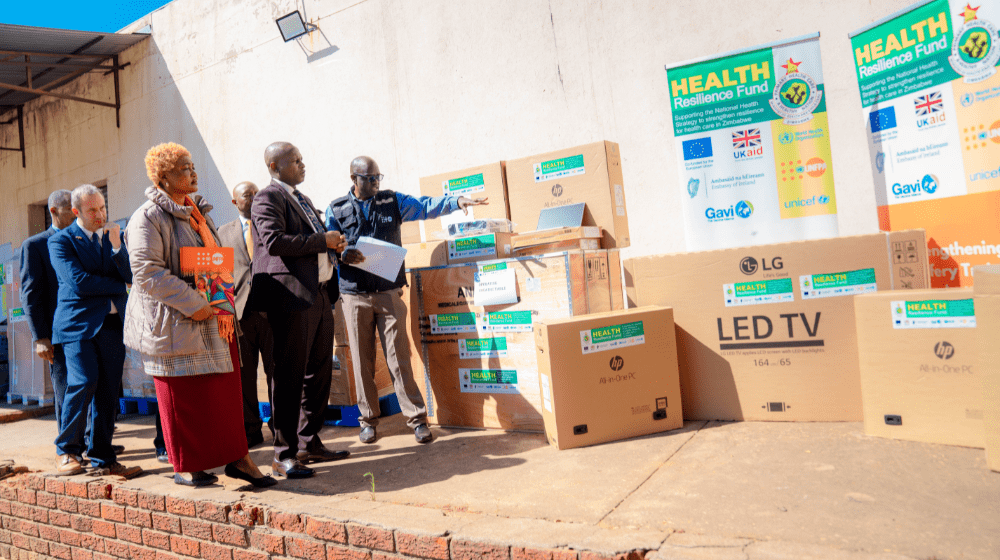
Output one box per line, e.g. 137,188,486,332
1,411,997,559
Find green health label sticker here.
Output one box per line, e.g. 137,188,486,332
448,234,497,259
533,154,585,183
891,299,975,329
800,268,877,299
459,368,519,394
478,262,508,273
9,308,26,322
443,173,486,195
458,337,509,358
580,320,645,355
723,278,795,307
430,313,480,334
481,311,534,333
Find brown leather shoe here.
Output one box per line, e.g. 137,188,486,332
93,462,143,480
296,445,350,464
55,455,85,476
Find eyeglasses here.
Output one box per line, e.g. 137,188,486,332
354,174,383,183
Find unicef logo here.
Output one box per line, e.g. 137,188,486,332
778,132,793,144
921,174,939,194
551,184,563,197
212,252,224,266
735,200,754,219
875,151,885,174
818,195,830,204
961,93,975,107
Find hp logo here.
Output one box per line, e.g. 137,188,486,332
609,356,624,371
934,341,954,360
551,184,564,197
740,257,758,275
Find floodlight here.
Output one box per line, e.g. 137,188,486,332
276,11,310,42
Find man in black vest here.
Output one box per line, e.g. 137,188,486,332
325,156,487,444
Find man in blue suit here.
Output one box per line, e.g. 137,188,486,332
48,184,140,477
20,190,75,430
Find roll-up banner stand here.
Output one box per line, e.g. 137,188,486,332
666,33,839,251
850,0,1000,287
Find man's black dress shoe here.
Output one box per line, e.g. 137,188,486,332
271,458,314,479
112,445,125,455
359,426,376,444
173,471,217,487
224,464,277,488
414,424,433,444
156,448,169,463
296,446,350,464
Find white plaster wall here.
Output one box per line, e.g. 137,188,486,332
0,0,915,258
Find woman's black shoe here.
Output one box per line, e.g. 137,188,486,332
225,463,277,488
173,471,217,487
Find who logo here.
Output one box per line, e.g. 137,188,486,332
934,341,955,360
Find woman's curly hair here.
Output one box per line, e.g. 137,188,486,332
144,142,191,186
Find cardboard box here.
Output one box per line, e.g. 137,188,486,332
446,232,515,265
514,238,600,257
402,221,422,245
419,162,510,241
855,289,983,448
511,226,603,249
973,265,1000,471
534,306,683,449
624,230,930,422
334,299,349,346
403,241,448,269
412,251,620,431
505,141,629,248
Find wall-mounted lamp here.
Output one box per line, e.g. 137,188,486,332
276,11,312,42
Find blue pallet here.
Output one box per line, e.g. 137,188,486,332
260,394,401,427
119,397,157,415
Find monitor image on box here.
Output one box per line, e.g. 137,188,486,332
536,203,586,231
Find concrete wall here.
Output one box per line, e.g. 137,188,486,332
0,0,915,257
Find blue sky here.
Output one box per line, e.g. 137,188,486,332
1,0,175,32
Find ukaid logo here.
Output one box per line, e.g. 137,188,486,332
914,91,946,128
892,174,939,198
769,59,823,125
949,5,1000,83
732,128,763,160
705,200,753,222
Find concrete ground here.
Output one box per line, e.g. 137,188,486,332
1,411,997,560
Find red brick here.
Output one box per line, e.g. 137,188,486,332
92,520,116,538
58,496,79,513
46,479,67,495
152,513,181,534
10,503,31,520
50,542,73,560
169,535,200,558
201,542,234,560
143,529,172,551
228,506,261,529
165,498,196,518
40,524,61,541
347,525,393,553
22,519,40,537
0,499,11,515
127,509,153,528
65,481,89,499
396,533,449,560
551,551,577,560
59,529,82,547
156,552,184,560
101,504,125,523
249,532,283,555
94,553,115,560
0,486,15,501
50,511,72,528
130,543,159,560
73,548,95,560
232,550,268,560
11,532,29,549
37,492,57,509
29,536,48,554
180,518,212,540
112,488,139,508
326,545,371,560
286,537,325,560
138,493,166,512
15,489,36,506
0,527,10,543
211,525,247,548
25,477,44,491
78,500,102,518
105,540,132,558
79,534,106,553
31,505,49,523
196,503,229,524
267,511,303,533
452,539,509,560
117,524,143,544
578,553,643,560
87,483,112,501
305,518,346,544
70,515,93,533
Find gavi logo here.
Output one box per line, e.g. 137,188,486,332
892,174,939,199
705,200,754,223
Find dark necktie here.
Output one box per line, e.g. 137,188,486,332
293,189,325,233
92,233,101,248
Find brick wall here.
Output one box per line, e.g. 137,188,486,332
0,474,646,560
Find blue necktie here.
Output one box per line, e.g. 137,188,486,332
92,233,101,247
293,189,325,233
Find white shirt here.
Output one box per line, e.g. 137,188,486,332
76,219,120,314
273,179,334,284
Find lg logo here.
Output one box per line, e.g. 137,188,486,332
552,184,563,197
739,256,783,275
609,356,624,371
934,341,954,360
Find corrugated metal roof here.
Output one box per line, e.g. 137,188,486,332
0,23,148,112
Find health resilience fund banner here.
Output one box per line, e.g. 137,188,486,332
851,0,1000,287
666,33,839,252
